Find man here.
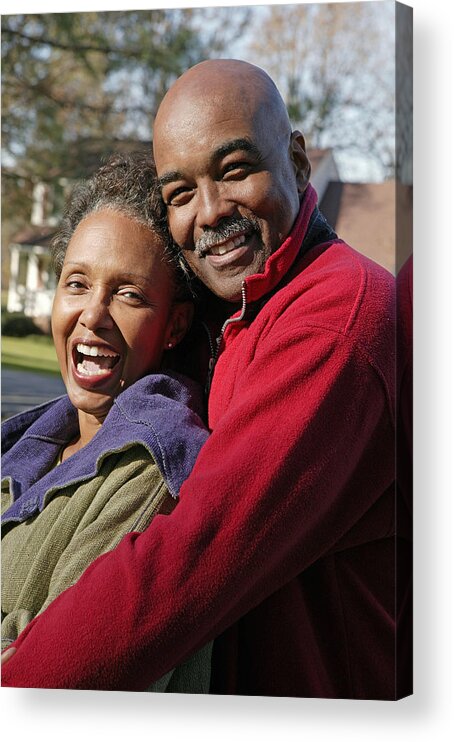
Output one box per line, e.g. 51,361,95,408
2,60,403,699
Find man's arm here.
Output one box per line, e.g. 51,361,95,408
2,319,395,690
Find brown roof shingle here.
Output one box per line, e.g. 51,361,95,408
320,181,398,274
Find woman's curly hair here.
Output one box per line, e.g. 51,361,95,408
50,152,192,300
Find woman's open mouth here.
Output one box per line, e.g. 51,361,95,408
72,343,120,379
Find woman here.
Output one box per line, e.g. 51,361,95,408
1,154,211,692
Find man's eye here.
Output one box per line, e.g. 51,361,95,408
66,280,86,290
165,186,193,207
222,162,253,179
116,288,146,304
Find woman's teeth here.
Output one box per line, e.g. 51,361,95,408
75,344,119,376
77,362,111,377
209,234,246,256
76,343,118,358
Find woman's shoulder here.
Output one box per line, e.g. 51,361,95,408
103,373,209,498
113,372,207,425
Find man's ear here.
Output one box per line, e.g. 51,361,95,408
164,301,194,349
289,130,311,195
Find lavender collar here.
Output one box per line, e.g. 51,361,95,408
2,373,208,525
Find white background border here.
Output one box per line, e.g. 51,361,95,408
1,1,452,739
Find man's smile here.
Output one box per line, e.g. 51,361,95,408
207,232,247,256
203,232,258,270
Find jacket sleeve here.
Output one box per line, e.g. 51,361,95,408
1,321,395,690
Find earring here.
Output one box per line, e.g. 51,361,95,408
167,342,173,349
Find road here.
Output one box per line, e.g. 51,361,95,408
1,368,66,420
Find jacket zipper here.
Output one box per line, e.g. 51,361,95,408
205,282,248,395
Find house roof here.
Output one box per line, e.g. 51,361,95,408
11,225,58,248
319,181,400,274
45,138,153,180
307,148,331,172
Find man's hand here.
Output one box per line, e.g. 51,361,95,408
1,647,16,666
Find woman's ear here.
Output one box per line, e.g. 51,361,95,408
289,130,311,195
164,301,194,349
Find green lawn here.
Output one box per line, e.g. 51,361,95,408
2,335,61,375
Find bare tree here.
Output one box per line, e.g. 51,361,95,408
247,2,396,180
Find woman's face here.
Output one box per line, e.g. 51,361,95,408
52,209,188,423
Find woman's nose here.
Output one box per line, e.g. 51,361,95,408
79,291,114,332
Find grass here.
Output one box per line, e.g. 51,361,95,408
1,335,61,375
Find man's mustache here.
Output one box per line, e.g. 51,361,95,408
194,217,260,257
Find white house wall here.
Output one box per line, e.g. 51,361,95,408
7,243,56,318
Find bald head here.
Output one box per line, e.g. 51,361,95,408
153,59,311,302
155,59,292,145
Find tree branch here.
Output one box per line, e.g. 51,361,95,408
2,27,116,56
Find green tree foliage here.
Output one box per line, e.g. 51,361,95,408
1,8,250,231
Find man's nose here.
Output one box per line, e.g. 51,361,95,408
196,180,235,229
79,290,114,332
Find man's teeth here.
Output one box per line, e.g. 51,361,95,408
76,343,118,358
209,234,246,256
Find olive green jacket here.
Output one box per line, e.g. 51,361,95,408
1,375,211,693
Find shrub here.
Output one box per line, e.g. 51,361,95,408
1,313,45,337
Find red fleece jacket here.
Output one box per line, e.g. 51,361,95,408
2,186,403,699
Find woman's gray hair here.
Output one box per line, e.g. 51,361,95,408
51,152,180,285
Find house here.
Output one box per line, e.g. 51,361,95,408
5,179,63,321
319,178,412,275
5,146,409,328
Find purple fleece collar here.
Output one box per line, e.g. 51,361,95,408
1,373,209,525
